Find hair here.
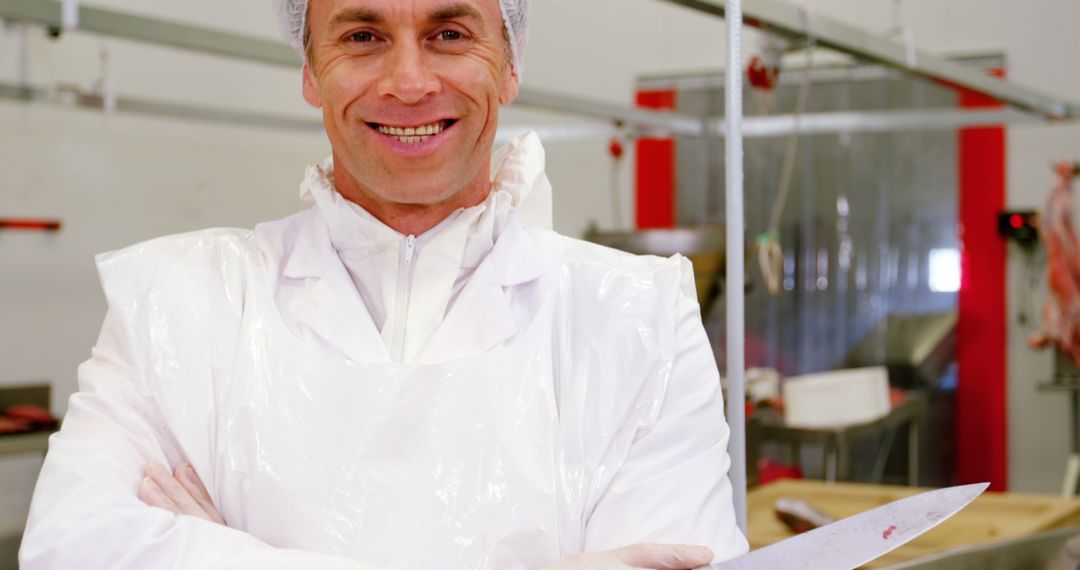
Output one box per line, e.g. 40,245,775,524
499,16,513,68
302,1,514,72
303,4,314,67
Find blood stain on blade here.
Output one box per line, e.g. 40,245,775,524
882,525,897,539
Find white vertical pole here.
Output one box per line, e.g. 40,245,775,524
60,0,80,30
724,0,748,536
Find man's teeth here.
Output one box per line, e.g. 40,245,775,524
376,122,445,142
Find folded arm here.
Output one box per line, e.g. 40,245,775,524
23,308,711,570
19,309,376,570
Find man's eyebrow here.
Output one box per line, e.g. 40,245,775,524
328,7,385,29
428,3,484,23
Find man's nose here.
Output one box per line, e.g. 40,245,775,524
378,43,440,104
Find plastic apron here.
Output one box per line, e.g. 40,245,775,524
20,132,745,570
214,255,564,569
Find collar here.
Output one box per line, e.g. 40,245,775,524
276,131,553,363
285,130,551,284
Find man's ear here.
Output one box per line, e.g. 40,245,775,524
302,63,322,108
498,67,520,106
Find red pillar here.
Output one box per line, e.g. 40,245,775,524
956,69,1008,490
635,90,677,229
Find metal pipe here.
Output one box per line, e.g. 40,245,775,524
0,0,298,67
0,77,1049,138
0,81,325,131
724,0,748,537
515,87,703,137
0,81,628,144
660,0,1080,120
711,107,1041,137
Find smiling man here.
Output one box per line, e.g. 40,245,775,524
19,1,746,569
304,0,516,237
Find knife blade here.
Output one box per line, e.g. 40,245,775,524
704,482,988,570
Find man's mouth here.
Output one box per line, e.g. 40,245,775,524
369,120,456,144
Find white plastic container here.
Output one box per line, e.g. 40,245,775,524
782,366,891,428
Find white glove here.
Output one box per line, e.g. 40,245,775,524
138,462,225,525
548,543,714,570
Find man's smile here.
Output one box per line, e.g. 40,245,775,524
367,119,458,144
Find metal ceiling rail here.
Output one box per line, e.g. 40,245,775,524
662,0,1080,120
1,79,1045,138
0,81,624,143
4,0,1073,130
515,87,703,136
715,107,1042,137
0,0,298,67
0,0,702,137
0,81,325,131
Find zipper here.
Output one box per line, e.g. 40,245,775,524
385,211,461,363
390,234,417,362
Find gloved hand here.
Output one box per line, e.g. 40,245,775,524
138,462,225,525
548,543,714,570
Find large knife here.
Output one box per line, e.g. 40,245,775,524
703,482,988,570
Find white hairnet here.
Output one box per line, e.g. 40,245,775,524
496,0,529,76
272,0,529,75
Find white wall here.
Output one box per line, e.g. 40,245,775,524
1,0,1078,533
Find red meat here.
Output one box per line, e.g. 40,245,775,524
5,405,58,429
1029,162,1080,367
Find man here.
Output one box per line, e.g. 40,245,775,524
19,0,747,568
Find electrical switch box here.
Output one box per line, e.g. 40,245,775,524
997,210,1039,246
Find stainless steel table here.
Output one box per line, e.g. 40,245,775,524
0,384,53,570
750,397,925,485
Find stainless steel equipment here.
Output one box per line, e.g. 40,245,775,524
845,311,958,389
840,311,958,487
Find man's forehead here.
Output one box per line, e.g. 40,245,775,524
318,0,501,26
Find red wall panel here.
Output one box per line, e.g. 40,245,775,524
635,90,677,229
956,69,1008,490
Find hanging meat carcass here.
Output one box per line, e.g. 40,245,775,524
1029,162,1080,367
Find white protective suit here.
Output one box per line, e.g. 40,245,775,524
20,132,748,569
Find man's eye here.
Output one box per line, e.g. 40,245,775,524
437,30,463,41
349,31,376,43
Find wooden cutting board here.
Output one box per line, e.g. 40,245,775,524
747,480,1080,568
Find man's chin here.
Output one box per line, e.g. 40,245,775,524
367,183,464,208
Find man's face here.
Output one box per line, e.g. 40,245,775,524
302,0,519,208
